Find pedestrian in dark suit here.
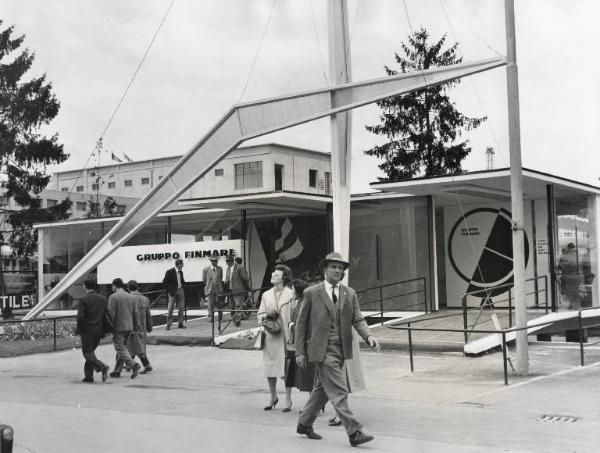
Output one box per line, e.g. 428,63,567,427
202,253,223,321
225,255,251,326
128,280,153,374
295,252,380,447
163,259,186,330
108,278,141,379
76,279,109,383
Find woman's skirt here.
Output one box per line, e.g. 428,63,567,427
284,350,296,387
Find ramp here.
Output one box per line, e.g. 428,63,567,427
25,56,506,320
464,308,600,355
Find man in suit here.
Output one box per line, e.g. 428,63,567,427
76,279,110,383
202,252,223,322
224,254,251,326
295,252,380,447
128,280,153,374
162,258,186,330
108,278,141,379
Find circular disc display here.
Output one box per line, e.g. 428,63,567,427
448,207,529,297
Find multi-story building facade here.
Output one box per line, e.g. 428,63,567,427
48,143,332,200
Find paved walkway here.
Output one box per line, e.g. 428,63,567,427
1,341,600,452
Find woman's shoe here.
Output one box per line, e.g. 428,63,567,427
264,398,278,411
282,402,292,413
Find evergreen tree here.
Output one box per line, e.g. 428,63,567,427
0,21,71,257
365,27,486,181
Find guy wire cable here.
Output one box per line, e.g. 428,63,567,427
237,0,279,103
66,0,175,196
309,0,330,85
438,0,509,168
401,0,492,321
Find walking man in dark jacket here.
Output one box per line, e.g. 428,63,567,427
108,278,141,379
76,279,110,383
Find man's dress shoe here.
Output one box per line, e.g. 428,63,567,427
101,366,109,382
349,430,374,447
81,377,94,383
130,363,141,379
297,424,322,440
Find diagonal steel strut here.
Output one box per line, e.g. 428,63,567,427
25,56,506,320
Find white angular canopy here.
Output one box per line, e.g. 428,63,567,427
25,56,506,320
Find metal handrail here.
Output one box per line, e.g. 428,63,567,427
461,275,549,343
576,306,600,366
388,319,558,385
1,288,171,351
356,276,428,325
210,278,429,344
211,286,272,342
389,307,600,385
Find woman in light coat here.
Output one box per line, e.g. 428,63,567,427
257,264,294,411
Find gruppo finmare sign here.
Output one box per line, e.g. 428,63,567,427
97,240,244,284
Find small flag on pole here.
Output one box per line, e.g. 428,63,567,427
111,152,123,163
122,153,133,162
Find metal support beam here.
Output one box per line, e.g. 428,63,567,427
25,56,506,320
505,0,528,374
328,0,352,266
546,184,558,311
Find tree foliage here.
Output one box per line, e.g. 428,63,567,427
365,27,486,181
0,21,71,257
86,196,119,219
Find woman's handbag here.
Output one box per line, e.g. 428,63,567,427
253,328,266,350
261,311,281,335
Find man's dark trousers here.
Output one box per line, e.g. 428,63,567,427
81,333,107,380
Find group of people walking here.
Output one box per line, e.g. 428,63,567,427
257,252,380,447
76,249,377,446
76,278,153,383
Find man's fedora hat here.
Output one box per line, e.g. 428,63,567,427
319,252,350,270
209,252,220,261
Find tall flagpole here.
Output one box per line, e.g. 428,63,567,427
327,0,352,265
505,0,528,374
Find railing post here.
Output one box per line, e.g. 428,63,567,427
0,424,14,453
462,295,468,344
211,306,215,346
502,331,508,385
379,287,384,326
53,319,57,351
578,311,585,366
508,288,512,327
184,293,188,322
423,277,428,314
408,323,414,372
544,275,549,314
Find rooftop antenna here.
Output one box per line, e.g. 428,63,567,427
485,146,495,170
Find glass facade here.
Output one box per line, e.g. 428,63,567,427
349,196,431,313
34,187,600,315
555,192,598,310
42,220,117,307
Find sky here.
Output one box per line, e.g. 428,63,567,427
1,0,599,193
